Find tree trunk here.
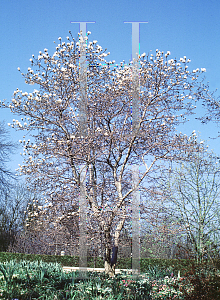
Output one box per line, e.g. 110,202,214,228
103,213,125,276
104,241,119,277
104,246,115,277
110,246,118,272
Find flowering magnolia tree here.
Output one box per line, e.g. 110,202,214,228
1,31,213,276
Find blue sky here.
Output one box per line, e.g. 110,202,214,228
0,0,220,174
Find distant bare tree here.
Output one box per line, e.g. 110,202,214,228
159,139,220,263
0,184,32,252
0,121,16,195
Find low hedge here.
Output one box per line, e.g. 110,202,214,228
0,252,219,273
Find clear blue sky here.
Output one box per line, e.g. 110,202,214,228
0,0,220,174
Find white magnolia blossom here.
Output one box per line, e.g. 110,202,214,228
97,45,102,52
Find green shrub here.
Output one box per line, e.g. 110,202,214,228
0,259,220,299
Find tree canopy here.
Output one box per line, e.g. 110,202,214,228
1,31,214,275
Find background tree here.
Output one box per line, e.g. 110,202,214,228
1,32,214,275
0,121,16,195
138,183,187,259
10,194,79,255
159,138,220,263
0,184,32,252
0,122,19,251
140,203,186,259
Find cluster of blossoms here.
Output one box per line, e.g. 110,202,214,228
4,33,209,196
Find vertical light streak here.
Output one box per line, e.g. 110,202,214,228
132,164,140,277
79,164,87,278
124,21,148,277
70,21,95,279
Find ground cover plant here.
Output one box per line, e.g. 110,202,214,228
0,259,219,299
